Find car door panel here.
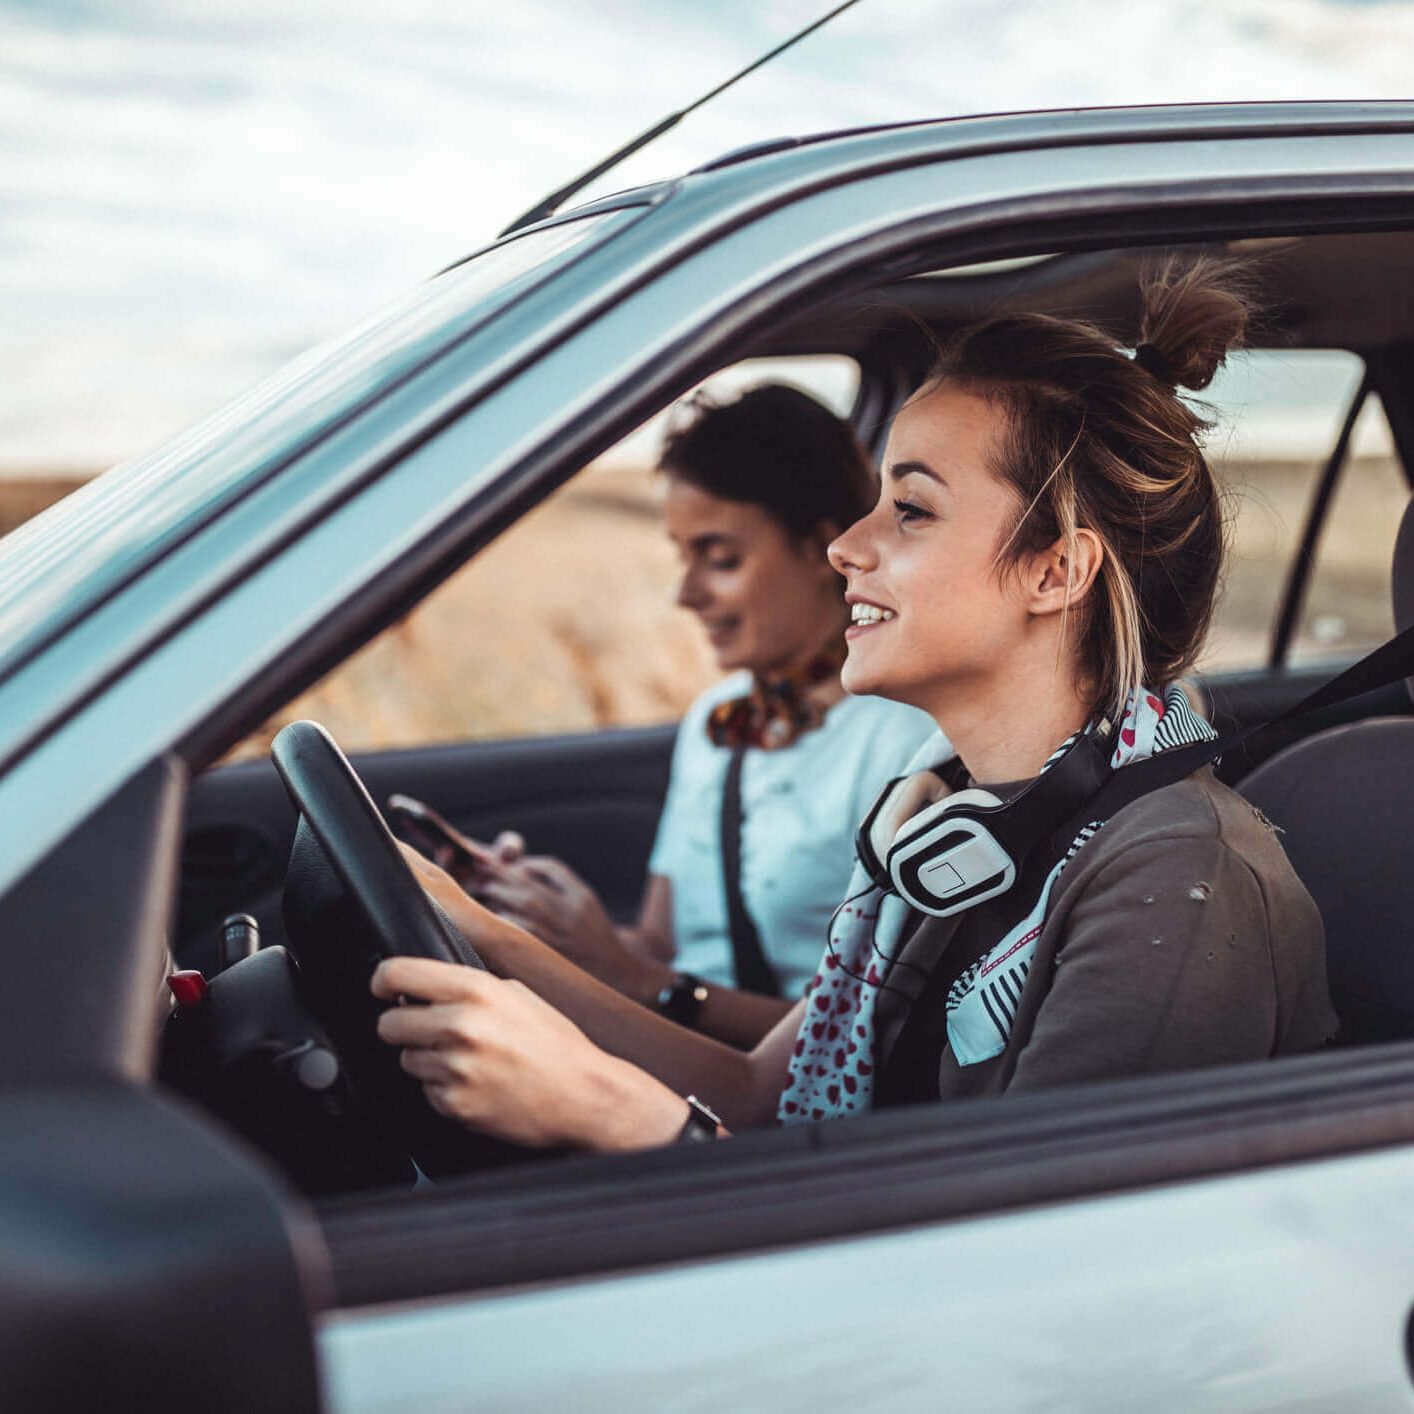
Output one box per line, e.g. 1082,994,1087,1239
320,1140,1414,1414
177,724,675,973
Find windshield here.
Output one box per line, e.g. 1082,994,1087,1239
0,209,635,681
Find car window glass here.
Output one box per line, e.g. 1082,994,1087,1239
1288,392,1405,666
0,210,633,679
222,356,861,762
1197,349,1364,672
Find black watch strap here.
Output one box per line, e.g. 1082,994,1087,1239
675,1094,721,1144
656,971,709,1028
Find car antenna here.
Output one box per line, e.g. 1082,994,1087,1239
498,0,864,237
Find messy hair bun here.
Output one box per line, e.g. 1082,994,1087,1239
924,256,1255,715
1136,255,1253,392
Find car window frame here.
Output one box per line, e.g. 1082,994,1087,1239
1267,366,1414,669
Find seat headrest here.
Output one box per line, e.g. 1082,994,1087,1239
1392,498,1414,701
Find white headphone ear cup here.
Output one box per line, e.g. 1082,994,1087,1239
886,788,1013,917
888,787,1004,854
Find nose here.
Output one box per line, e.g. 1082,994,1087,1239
827,508,877,579
676,561,710,612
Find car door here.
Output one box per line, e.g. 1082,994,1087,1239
320,1068,1414,1412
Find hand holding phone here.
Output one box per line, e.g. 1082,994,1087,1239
386,794,501,891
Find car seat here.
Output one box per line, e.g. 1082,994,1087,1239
1238,497,1414,1044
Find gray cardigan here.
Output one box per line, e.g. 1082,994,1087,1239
871,770,1338,1103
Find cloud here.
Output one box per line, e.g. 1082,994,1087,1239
2,0,1412,466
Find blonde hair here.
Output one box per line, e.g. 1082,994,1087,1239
924,256,1253,716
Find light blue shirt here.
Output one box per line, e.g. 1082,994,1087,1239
648,675,939,999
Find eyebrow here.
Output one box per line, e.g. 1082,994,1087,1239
887,458,948,488
686,532,735,553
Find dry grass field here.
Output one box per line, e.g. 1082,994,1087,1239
1,451,1404,764
221,460,720,760
0,475,87,539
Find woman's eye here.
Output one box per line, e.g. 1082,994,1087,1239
893,498,932,524
707,556,741,572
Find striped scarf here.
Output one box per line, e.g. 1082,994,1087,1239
778,683,1214,1124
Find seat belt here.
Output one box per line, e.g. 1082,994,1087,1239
1075,616,1414,838
720,747,781,998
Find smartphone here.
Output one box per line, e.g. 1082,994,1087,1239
386,794,500,884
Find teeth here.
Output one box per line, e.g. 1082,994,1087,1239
851,603,895,625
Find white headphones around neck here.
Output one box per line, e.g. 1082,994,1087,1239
854,726,1114,919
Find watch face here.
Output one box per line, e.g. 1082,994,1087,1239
659,975,709,1027
677,1095,721,1143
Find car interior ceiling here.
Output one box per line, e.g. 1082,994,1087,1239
751,232,1414,362
169,226,1414,1201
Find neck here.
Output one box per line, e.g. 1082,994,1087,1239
927,655,1094,786
760,614,848,710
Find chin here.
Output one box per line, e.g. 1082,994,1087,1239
840,652,885,699
843,648,928,710
712,643,749,673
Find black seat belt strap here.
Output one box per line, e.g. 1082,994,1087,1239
1078,617,1414,830
720,747,781,998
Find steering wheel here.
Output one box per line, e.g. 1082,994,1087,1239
271,719,531,1176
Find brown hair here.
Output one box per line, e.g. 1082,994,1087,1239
660,384,876,542
923,256,1254,716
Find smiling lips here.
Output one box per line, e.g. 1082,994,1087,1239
702,616,739,644
847,600,896,636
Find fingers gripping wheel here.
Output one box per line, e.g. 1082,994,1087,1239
271,721,529,1177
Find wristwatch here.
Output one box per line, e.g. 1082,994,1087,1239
675,1094,721,1144
656,971,710,1028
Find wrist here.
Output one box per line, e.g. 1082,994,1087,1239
626,955,674,1009
475,912,539,977
576,1054,692,1152
653,970,710,1028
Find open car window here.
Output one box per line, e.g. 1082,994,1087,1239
1195,349,1394,672
1288,390,1405,665
220,354,860,761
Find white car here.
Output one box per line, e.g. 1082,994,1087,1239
4,102,1414,1413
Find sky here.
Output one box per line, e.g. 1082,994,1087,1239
4,0,1414,469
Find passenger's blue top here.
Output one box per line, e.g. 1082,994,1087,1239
649,675,938,999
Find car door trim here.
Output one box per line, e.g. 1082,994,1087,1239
319,1040,1414,1308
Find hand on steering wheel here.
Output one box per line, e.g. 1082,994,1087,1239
370,957,678,1150
271,722,528,1173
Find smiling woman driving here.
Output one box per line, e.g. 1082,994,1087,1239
370,259,1337,1150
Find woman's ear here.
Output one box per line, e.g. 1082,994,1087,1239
1026,529,1104,617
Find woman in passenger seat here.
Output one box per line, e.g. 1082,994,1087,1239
460,385,935,1048
371,258,1338,1150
